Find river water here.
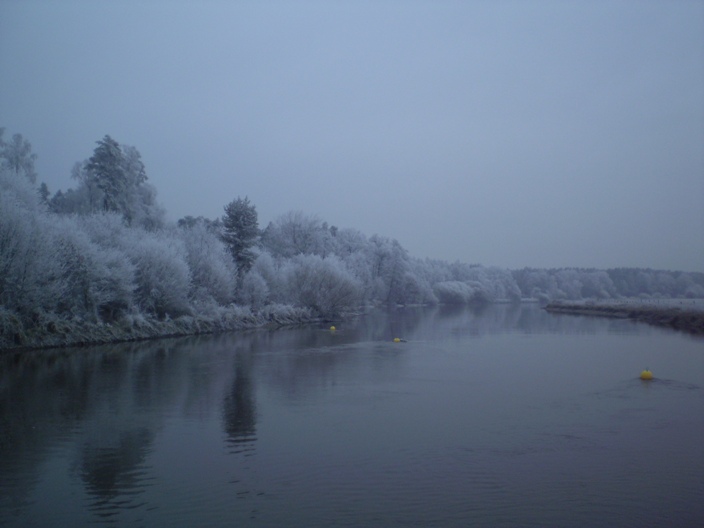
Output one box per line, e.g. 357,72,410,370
1,304,702,527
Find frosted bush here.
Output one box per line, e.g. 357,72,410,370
177,222,235,305
343,251,374,302
466,280,493,303
331,228,368,258
72,214,138,318
251,250,285,302
0,176,65,317
47,216,110,320
261,211,331,258
283,254,362,317
365,235,413,304
124,230,192,318
0,166,42,213
78,211,130,248
239,270,269,310
433,281,473,304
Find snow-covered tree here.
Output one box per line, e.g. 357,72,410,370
178,220,235,305
0,129,38,184
0,167,65,318
124,230,192,318
51,136,163,229
282,254,361,317
330,227,368,259
46,215,136,321
366,235,413,304
261,211,331,258
221,196,259,277
85,135,125,213
119,145,164,229
239,269,270,310
433,281,474,304
247,249,287,304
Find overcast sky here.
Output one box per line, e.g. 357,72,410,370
1,1,702,271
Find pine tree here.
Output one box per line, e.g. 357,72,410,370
222,196,259,277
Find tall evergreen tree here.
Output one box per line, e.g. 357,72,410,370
85,135,125,213
222,196,259,277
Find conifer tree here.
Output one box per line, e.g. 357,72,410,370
222,196,259,277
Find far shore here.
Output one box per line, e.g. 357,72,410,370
544,300,704,335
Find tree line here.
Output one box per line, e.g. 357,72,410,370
1,129,702,347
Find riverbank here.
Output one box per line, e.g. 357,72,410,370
544,300,704,335
0,304,325,352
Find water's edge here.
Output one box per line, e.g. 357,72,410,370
0,305,324,353
544,301,704,335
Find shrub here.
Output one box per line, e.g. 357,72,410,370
283,254,362,317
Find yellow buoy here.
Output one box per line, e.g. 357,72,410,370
640,369,654,380
393,337,401,343
330,326,336,331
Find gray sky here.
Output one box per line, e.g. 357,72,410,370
1,1,703,271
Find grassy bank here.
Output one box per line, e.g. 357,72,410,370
0,304,323,352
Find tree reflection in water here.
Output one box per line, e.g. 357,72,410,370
79,427,154,519
222,350,257,456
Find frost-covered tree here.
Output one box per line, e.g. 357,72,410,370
85,135,125,213
79,212,191,318
282,254,361,317
75,214,136,318
49,183,94,215
177,221,235,305
250,250,285,302
512,268,557,301
410,258,450,286
342,250,375,302
239,269,270,310
460,266,521,302
366,235,413,304
38,182,50,203
511,267,704,301
52,136,163,229
221,196,259,277
578,270,615,299
0,167,65,319
261,211,330,258
177,215,219,230
433,281,474,304
553,269,583,299
51,162,103,214
330,228,368,258
46,216,137,321
2,162,136,324
124,230,192,318
0,129,38,184
118,145,164,229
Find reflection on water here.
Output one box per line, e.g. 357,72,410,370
80,427,153,519
222,351,257,456
1,304,702,527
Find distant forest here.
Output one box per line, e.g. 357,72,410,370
2,129,703,349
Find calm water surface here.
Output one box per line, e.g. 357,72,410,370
1,304,703,527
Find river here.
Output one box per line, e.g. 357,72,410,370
1,304,702,527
